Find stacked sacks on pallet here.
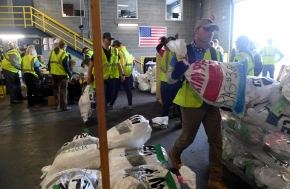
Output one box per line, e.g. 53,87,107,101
136,66,157,94
110,165,180,189
40,169,102,189
39,133,101,188
220,73,290,188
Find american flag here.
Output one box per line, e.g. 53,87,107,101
139,26,167,47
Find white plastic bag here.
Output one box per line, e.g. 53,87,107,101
40,168,102,189
179,166,196,189
110,165,180,189
46,133,100,177
107,115,151,149
137,74,151,91
78,84,96,123
109,145,168,173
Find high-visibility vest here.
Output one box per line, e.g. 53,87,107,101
1,48,21,73
22,55,39,79
118,47,133,77
106,47,119,79
234,52,254,76
262,45,276,65
159,50,174,82
49,49,68,76
91,47,118,88
173,47,221,108
87,50,94,58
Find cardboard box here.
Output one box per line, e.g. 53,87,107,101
47,96,55,106
0,85,6,99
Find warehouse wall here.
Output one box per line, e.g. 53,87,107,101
198,0,232,55
5,0,233,59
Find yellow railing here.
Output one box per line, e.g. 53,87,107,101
0,6,93,51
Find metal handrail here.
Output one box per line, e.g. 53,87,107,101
0,6,93,51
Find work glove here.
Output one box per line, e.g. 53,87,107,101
171,61,189,80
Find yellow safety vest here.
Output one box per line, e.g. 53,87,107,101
87,50,94,58
105,47,119,79
262,45,276,65
159,50,174,82
22,55,39,79
91,47,118,88
49,50,68,76
1,48,21,73
118,46,132,77
234,52,254,76
173,49,221,108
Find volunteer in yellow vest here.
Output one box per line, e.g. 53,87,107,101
248,40,263,76
108,40,133,110
158,36,182,128
22,46,43,108
167,18,227,189
48,40,72,112
233,35,255,76
259,38,284,79
229,42,237,62
86,32,125,109
1,44,23,104
37,55,46,68
82,47,94,58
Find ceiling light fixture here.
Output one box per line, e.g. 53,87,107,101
117,23,138,26
0,34,25,38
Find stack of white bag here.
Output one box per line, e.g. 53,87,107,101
136,66,157,94
44,133,100,177
110,165,180,189
40,168,102,189
108,145,168,173
107,115,152,149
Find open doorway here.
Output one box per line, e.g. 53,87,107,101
232,0,290,78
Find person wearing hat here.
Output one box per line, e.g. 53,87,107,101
167,18,227,189
107,40,133,110
86,32,125,106
233,35,255,76
1,42,23,104
82,47,94,59
259,38,284,79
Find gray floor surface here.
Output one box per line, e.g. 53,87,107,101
0,88,254,189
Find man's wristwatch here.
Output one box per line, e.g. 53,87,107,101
122,74,125,76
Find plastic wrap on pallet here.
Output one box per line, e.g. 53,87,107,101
263,132,290,160
254,166,290,189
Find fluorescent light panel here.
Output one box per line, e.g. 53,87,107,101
0,34,24,38
118,4,129,7
118,23,138,26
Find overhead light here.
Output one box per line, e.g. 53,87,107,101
118,23,138,26
0,34,24,38
118,4,129,7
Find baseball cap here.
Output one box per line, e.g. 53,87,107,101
112,40,122,46
103,32,115,40
82,47,89,53
195,18,219,31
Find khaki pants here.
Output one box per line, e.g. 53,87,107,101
171,102,223,181
51,74,68,110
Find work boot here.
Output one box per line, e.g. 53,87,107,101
208,180,228,189
107,103,113,110
168,149,183,170
174,121,182,127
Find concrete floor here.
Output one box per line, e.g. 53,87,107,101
0,89,254,189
